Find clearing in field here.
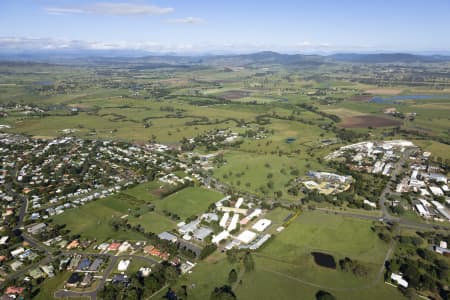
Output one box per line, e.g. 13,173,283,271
218,90,251,100
234,211,405,300
349,95,373,102
154,186,224,219
365,88,403,95
322,108,363,119
51,194,149,241
340,115,402,128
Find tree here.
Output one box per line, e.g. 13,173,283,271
315,290,336,300
228,269,238,284
200,244,218,259
243,252,255,272
210,285,236,300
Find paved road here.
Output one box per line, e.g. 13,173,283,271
315,208,450,231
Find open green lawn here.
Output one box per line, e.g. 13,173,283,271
234,211,409,300
51,181,172,241
175,253,239,300
235,271,407,300
33,271,71,300
51,183,222,240
238,211,398,297
413,139,450,161
172,211,407,300
213,150,326,200
127,211,177,234
52,195,148,241
154,186,223,219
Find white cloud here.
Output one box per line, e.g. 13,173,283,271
45,3,174,16
165,17,204,24
0,36,408,55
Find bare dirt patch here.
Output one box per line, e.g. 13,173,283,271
350,95,372,102
152,188,169,198
365,88,403,95
219,90,251,100
340,115,402,128
323,108,362,118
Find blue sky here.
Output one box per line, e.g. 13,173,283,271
1,0,449,53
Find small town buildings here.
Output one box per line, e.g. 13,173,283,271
252,219,272,232
178,220,200,235
77,258,91,271
118,241,131,252
139,267,151,277
219,212,230,228
0,236,9,245
10,247,24,257
66,240,80,250
227,214,240,232
41,264,55,277
29,268,44,279
158,231,178,243
118,259,130,272
4,287,24,296
81,273,93,287
89,258,103,272
390,273,408,288
10,261,23,271
66,273,82,288
201,213,219,223
193,227,213,241
97,243,110,251
27,223,47,235
108,242,121,251
237,230,257,244
212,230,230,244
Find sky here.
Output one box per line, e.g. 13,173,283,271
1,0,450,54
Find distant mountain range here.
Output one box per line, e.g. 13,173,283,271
0,50,449,65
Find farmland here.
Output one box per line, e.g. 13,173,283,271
1,54,450,300
51,183,222,240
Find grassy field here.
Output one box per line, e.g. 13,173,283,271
232,211,403,299
235,272,407,300
413,139,450,161
51,194,149,241
175,252,240,300
154,186,223,219
171,211,407,300
51,183,223,240
33,271,72,300
213,150,326,200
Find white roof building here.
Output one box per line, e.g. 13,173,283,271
118,241,131,253
391,273,408,288
237,230,257,244
219,212,230,228
363,200,377,208
429,186,444,196
212,230,230,244
11,247,25,257
118,260,130,272
415,204,430,218
252,219,272,232
235,197,244,209
227,214,240,232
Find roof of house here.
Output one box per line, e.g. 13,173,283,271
158,231,177,242
193,227,213,240
67,272,81,284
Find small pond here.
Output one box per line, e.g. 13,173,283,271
370,94,450,103
311,252,336,269
286,137,296,144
